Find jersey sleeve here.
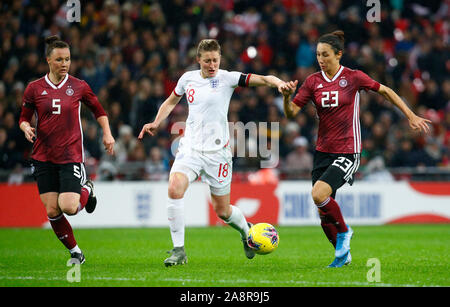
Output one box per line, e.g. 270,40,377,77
226,71,246,88
173,72,187,97
81,81,107,119
292,76,314,108
355,70,380,92
19,83,36,125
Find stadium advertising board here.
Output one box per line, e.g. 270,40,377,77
0,182,448,227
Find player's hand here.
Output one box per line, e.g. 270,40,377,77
279,80,298,97
409,115,432,134
103,134,115,155
138,122,158,139
23,126,36,143
276,81,288,95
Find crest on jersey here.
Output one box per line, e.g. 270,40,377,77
210,79,219,88
66,86,74,96
339,79,348,87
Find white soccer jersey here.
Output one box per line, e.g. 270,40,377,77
174,69,245,152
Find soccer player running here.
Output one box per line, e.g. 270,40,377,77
139,39,287,266
19,36,115,264
281,31,431,267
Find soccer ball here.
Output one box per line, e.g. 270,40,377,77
247,223,279,255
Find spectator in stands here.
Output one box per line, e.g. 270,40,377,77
390,138,436,167
114,124,137,164
129,78,158,135
0,126,13,169
363,156,395,182
0,0,448,181
145,146,169,181
84,123,102,160
284,136,313,178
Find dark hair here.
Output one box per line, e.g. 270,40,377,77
45,35,70,57
318,30,345,54
197,39,221,58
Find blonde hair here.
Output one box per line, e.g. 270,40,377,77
196,39,221,58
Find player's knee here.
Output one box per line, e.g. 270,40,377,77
62,207,78,216
59,200,79,216
43,200,61,218
46,207,61,219
168,180,185,199
311,186,329,205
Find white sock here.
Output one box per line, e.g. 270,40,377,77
167,197,185,248
69,245,81,254
224,205,250,239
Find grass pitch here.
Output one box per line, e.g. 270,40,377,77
0,225,448,287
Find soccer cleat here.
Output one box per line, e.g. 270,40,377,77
345,252,352,265
69,251,85,264
243,222,255,259
327,257,339,268
242,238,256,259
164,246,188,267
335,225,353,258
327,251,350,268
84,180,97,214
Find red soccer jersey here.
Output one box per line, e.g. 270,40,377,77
19,74,107,164
292,66,380,154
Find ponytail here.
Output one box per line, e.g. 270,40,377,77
318,30,345,54
45,35,70,57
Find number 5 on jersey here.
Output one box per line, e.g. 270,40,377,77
52,99,61,114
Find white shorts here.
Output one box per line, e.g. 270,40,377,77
170,143,233,196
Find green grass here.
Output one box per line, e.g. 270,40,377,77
0,225,449,287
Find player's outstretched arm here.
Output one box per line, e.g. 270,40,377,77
138,92,182,139
247,74,287,93
377,84,432,134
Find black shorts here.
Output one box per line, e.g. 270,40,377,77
311,151,361,197
30,159,87,195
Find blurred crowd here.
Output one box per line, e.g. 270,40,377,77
0,0,449,182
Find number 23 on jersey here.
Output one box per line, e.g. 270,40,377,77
321,91,339,108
